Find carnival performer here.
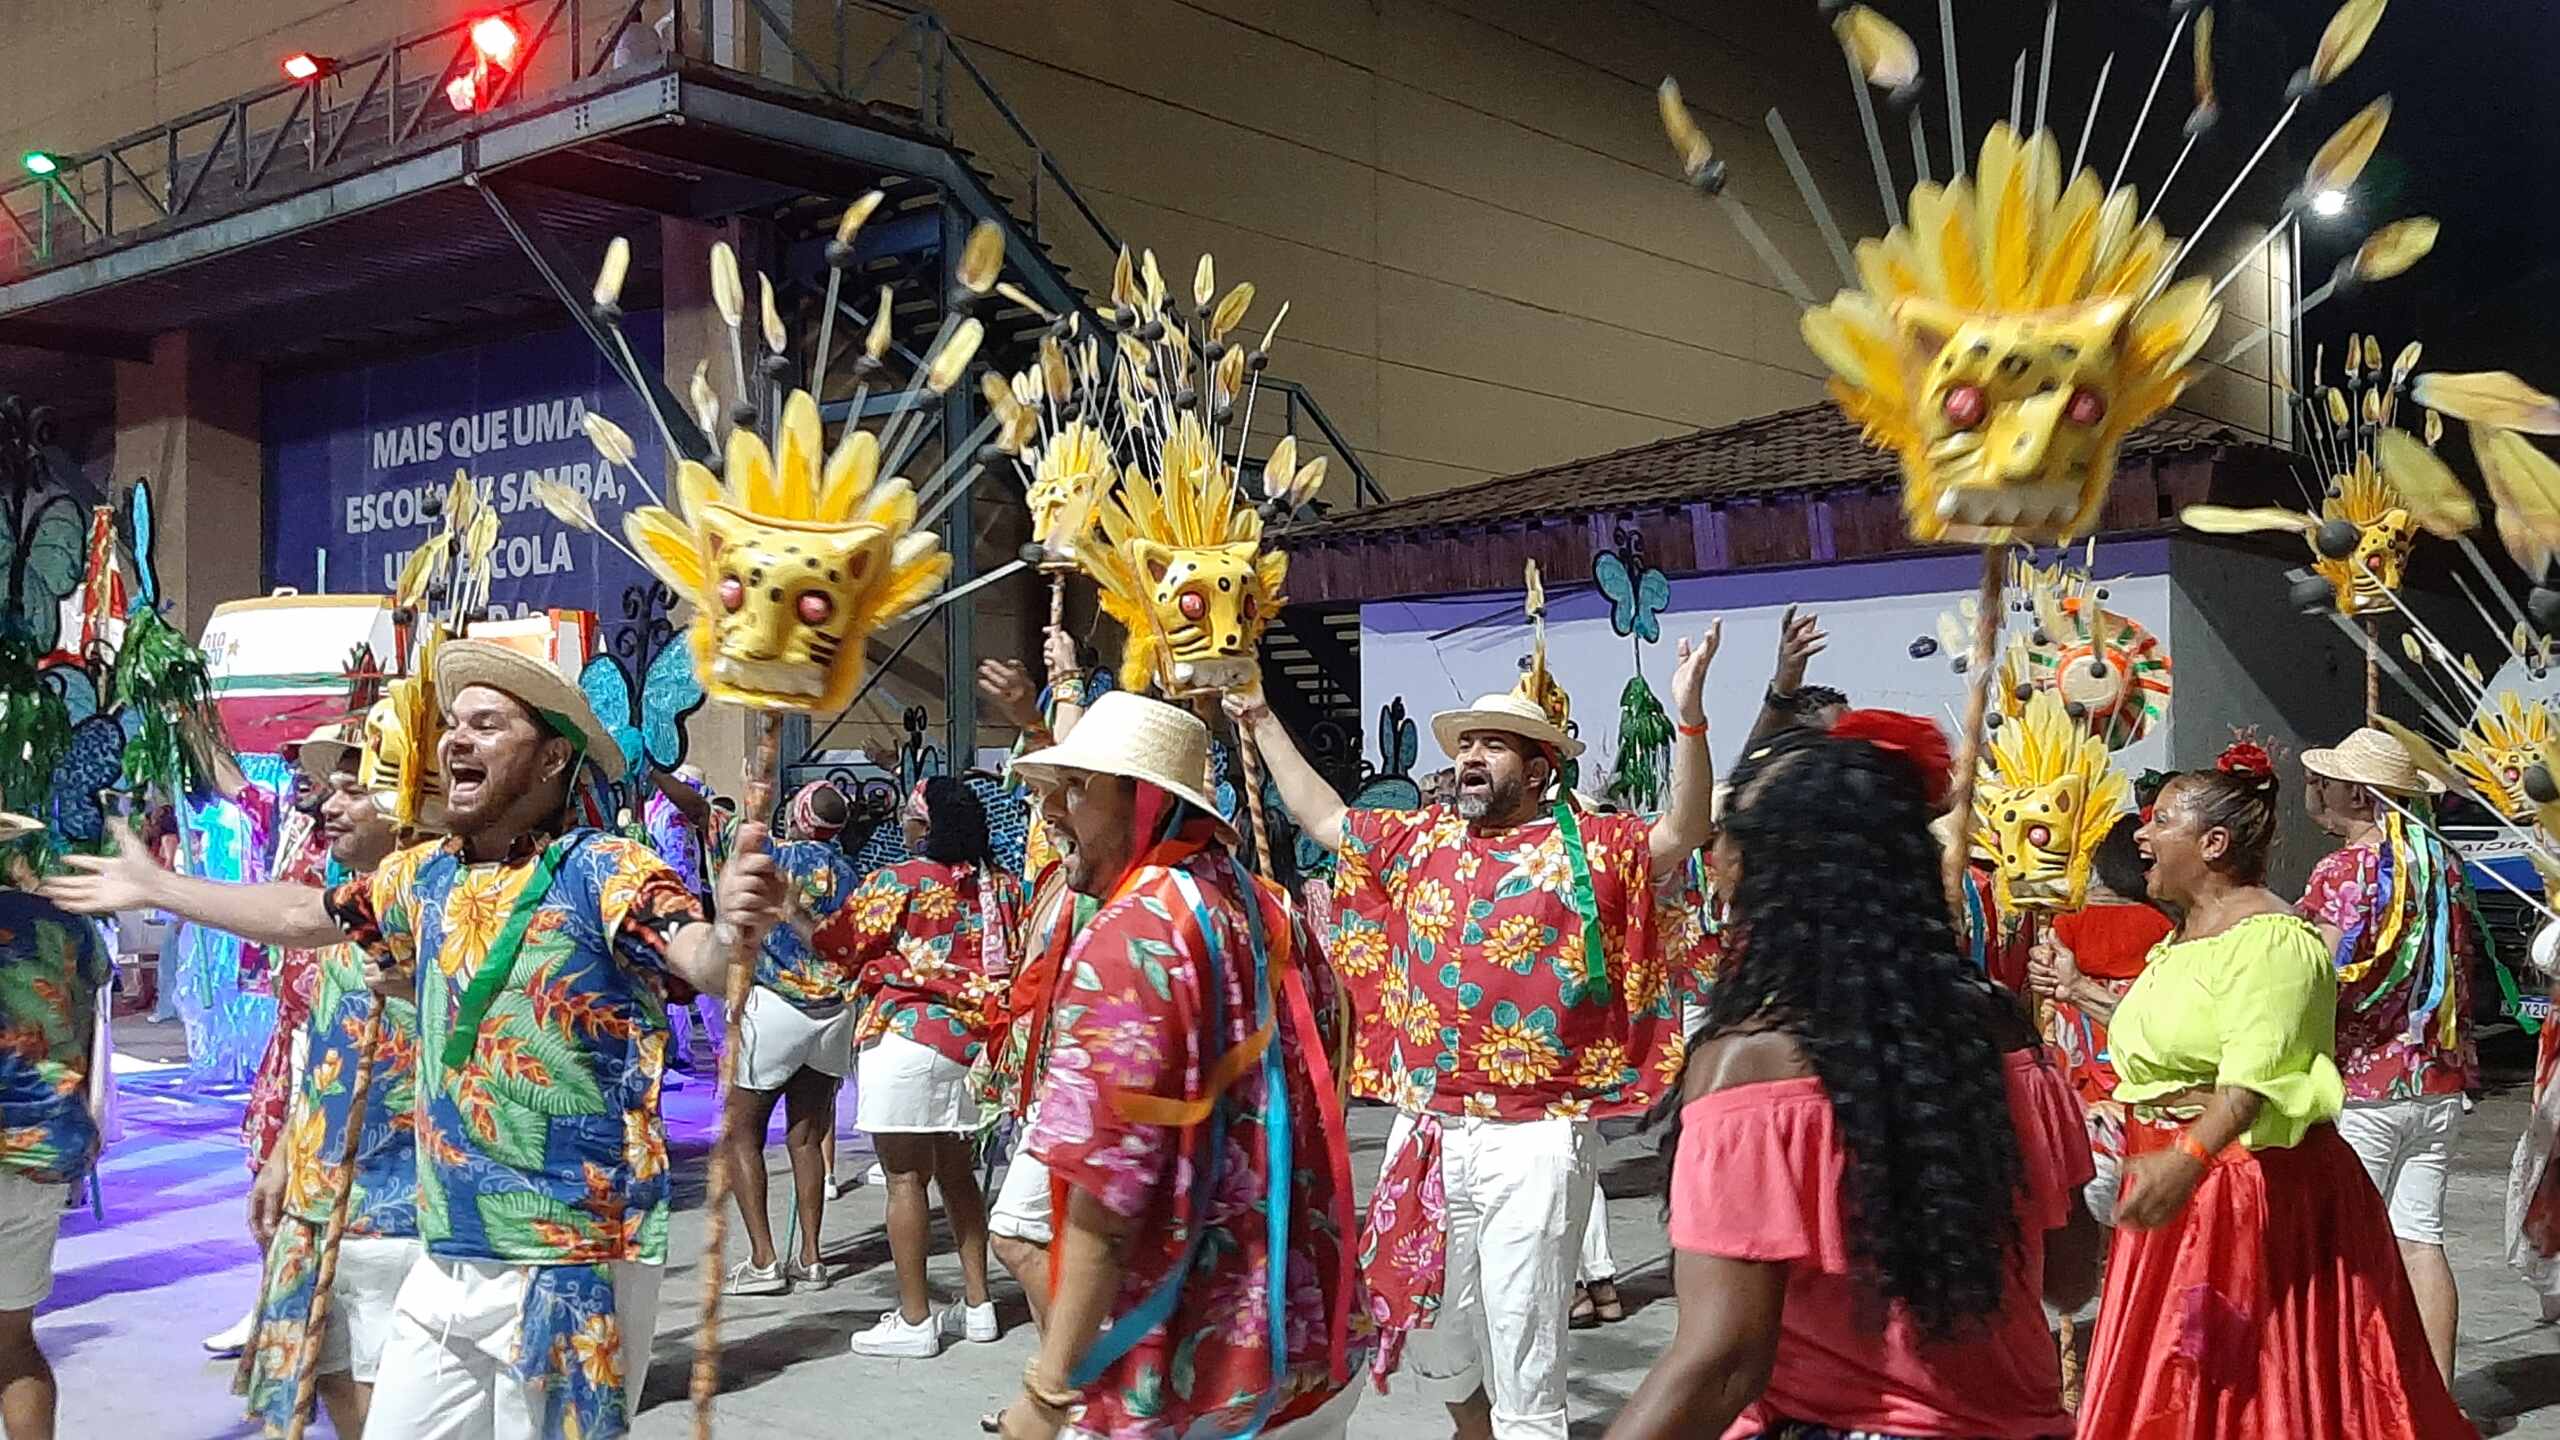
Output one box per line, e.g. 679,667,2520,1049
2299,727,2480,1388
976,634,1094,1336
994,691,1364,1440
719,780,859,1297
1236,622,1722,1440
2509,917,2560,1321
816,776,1025,1358
1607,712,2102,1440
2024,810,2173,1375
238,724,413,1438
0,817,112,1440
205,792,336,1362
42,640,790,1440
1743,605,1845,747
2069,750,2469,1437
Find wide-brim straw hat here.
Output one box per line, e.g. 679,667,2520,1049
1011,691,1233,836
1431,691,1585,760
433,639,628,782
2303,726,2443,796
290,721,360,786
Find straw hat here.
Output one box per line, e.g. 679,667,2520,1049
2302,726,2443,796
1431,691,1585,761
432,639,628,782
290,721,361,786
1011,691,1231,833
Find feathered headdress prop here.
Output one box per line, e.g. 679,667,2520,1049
1927,546,2172,751
995,245,1316,697
1975,689,2130,912
357,468,500,832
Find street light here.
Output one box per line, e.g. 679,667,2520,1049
19,152,57,178
2311,188,2350,218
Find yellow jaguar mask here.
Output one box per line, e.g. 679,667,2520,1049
360,674,447,833
1126,537,1277,695
2312,458,2418,615
2454,692,2554,822
626,392,950,714
1090,411,1288,697
1975,690,2128,911
1801,124,2217,547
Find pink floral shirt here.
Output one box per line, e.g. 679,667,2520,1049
1026,831,1363,1439
2299,839,2479,1102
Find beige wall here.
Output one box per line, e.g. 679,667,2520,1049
13,0,2290,507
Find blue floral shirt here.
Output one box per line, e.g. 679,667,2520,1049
280,944,420,1236
0,893,108,1186
756,839,859,1012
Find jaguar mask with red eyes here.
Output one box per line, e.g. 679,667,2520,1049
1088,410,1289,697
1975,690,2129,911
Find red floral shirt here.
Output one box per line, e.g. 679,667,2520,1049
2299,838,2480,1102
816,858,1027,1067
1025,830,1362,1439
243,837,332,1172
1330,806,1701,1122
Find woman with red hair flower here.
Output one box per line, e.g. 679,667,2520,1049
2068,744,2467,1437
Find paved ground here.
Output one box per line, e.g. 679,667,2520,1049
54,1018,2560,1437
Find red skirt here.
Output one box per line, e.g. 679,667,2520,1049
2077,1119,2471,1439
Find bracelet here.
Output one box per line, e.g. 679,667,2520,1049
2172,1130,2216,1166
1676,719,1708,737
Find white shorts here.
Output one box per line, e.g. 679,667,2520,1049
2337,1092,2465,1246
855,1029,982,1134
989,1102,1054,1245
314,1235,424,1380
0,1171,64,1311
363,1254,662,1440
737,985,854,1091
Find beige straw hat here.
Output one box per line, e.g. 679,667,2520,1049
2302,726,2443,796
432,639,628,782
1431,691,1585,760
1011,691,1232,834
290,720,360,786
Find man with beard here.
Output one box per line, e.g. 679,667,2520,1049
238,722,413,1437
993,692,1362,1440
44,640,789,1440
1234,622,1722,1440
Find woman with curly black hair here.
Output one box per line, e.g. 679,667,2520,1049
2068,748,2469,1437
1606,711,2103,1440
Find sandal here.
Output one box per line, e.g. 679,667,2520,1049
1569,1283,1598,1330
1586,1277,1624,1324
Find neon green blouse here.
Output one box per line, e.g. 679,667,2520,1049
2107,912,2345,1150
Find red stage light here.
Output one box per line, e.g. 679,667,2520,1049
469,15,521,67
281,52,325,81
446,72,481,113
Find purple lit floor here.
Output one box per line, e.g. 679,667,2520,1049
53,1018,2560,1437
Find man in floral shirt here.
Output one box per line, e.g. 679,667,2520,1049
2300,727,2481,1388
45,641,790,1440
239,728,415,1438
1239,623,1722,1440
997,692,1362,1440
0,825,112,1440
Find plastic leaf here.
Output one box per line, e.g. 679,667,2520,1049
2364,335,2383,373
1833,5,1919,89
1210,282,1256,341
2312,0,2388,88
689,362,718,437
1258,301,1291,353
2414,372,2560,435
710,241,744,327
1040,334,1071,406
582,413,636,471
2180,504,2316,536
1656,78,1716,183
997,282,1055,321
758,274,787,357
2352,217,2438,281
2327,388,2351,426
925,317,984,394
592,236,630,308
2401,632,2424,665
2426,409,2444,446
2392,341,2422,387
1193,253,1215,311
2363,388,2382,424
2475,425,2560,572
1141,249,1166,310
529,476,600,535
2345,335,2364,380
2375,426,2478,538
1111,246,1137,312
2305,97,2391,200
958,220,1005,296
834,190,884,246
1289,456,1329,508
865,286,894,360
2193,9,2218,119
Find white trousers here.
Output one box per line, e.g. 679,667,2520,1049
1576,1194,1616,1283
363,1254,664,1439
1391,1113,1594,1440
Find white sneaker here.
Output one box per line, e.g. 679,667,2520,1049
849,1307,945,1359
724,1259,788,1297
202,1311,255,1357
825,1177,846,1201
864,1162,887,1185
786,1256,848,1290
943,1299,1000,1343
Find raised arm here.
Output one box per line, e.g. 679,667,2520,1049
40,823,344,951
1742,606,1825,750
1650,621,1722,879
1225,693,1350,855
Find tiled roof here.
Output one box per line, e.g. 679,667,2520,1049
1295,401,2257,542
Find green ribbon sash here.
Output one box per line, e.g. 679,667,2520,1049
441,835,585,1070
1551,802,1610,1002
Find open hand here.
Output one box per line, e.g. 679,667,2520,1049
714,823,788,949
1771,605,1826,692
37,820,162,916
1669,621,1724,727
976,659,1041,730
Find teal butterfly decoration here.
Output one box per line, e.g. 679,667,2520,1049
581,639,705,779
1593,545,1670,643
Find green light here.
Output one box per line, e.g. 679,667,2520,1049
20,152,56,177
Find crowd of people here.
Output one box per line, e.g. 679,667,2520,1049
0,607,2548,1440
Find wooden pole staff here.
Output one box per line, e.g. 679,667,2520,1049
2021,907,2082,1409
2364,616,2380,724
691,712,783,1437
1941,547,2008,922
1234,723,1280,879
281,1002,387,1440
